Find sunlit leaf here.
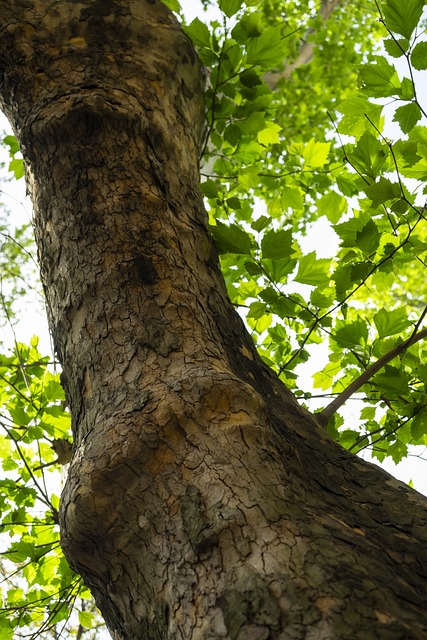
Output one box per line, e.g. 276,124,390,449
261,229,293,260
411,41,427,70
246,27,285,67
358,57,401,97
210,222,252,255
393,103,422,134
295,252,331,286
257,122,282,146
382,0,424,40
373,308,412,339
303,139,331,168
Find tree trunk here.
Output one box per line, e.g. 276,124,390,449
1,2,427,639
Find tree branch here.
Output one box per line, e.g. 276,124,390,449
264,0,342,89
316,324,427,427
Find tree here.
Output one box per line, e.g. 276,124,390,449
1,0,427,638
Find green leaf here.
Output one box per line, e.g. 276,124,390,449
388,440,408,464
225,197,241,212
310,287,334,309
241,111,266,135
411,410,427,441
224,123,242,146
382,0,424,40
259,287,277,304
219,0,243,18
8,158,24,180
210,222,252,255
3,135,20,155
333,319,369,348
373,307,411,339
400,77,415,101
247,301,267,319
185,18,211,49
339,429,361,450
332,264,352,300
302,139,330,168
383,38,408,58
312,360,341,391
201,180,218,199
364,177,401,207
317,191,347,224
244,260,263,276
346,131,388,180
393,103,422,134
280,186,304,212
350,260,374,283
238,166,260,189
239,69,262,87
358,57,401,97
257,122,282,146
78,610,95,629
338,94,383,138
0,620,13,640
246,27,285,68
8,404,31,427
273,296,298,319
261,229,293,260
411,41,427,70
334,212,370,247
393,138,420,167
295,252,331,286
263,257,297,283
399,78,415,101
400,153,427,179
361,406,376,420
161,0,181,11
251,216,270,233
373,364,410,394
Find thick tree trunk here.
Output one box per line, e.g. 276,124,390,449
1,2,427,639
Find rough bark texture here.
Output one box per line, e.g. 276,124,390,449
1,2,427,639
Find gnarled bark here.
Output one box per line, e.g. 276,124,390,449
1,2,427,639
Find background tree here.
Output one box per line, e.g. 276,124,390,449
0,0,427,638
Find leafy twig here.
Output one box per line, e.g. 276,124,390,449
317,324,427,427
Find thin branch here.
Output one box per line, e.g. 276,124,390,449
199,19,229,160
355,412,415,455
317,324,427,427
0,230,38,268
282,214,422,373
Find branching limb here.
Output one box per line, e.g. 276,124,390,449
317,321,427,428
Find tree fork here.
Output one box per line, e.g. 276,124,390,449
1,2,427,639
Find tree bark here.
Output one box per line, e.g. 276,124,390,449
1,2,427,639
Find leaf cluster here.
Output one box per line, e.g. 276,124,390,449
0,338,103,638
186,0,427,464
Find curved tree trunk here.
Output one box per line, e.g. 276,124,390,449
1,2,427,639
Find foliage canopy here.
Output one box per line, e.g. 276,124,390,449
0,0,427,636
